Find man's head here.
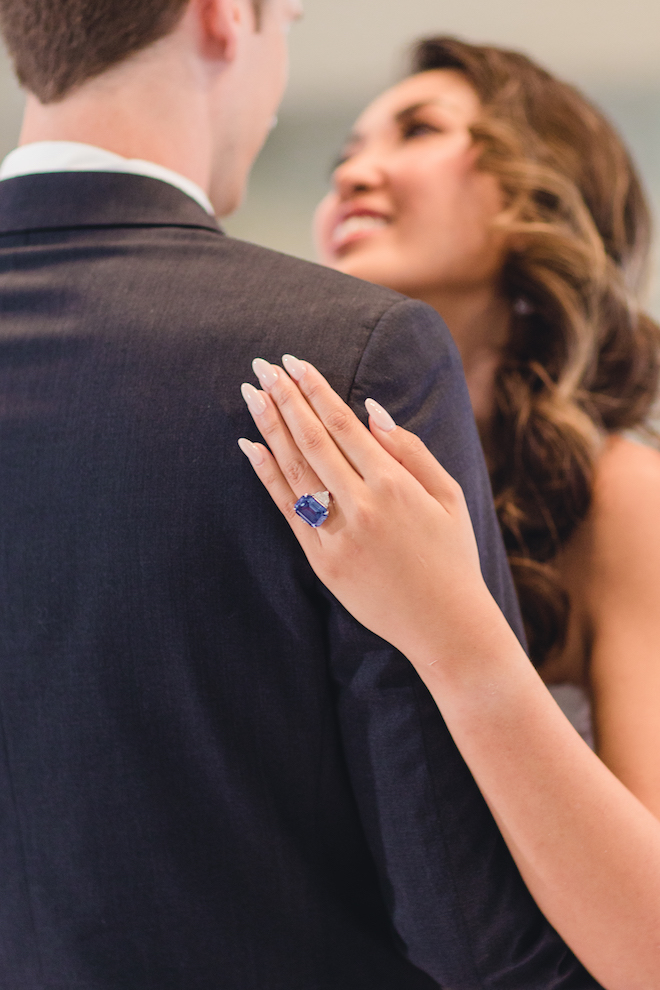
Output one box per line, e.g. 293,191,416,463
2,0,301,216
0,0,265,104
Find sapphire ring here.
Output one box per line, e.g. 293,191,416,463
294,490,332,528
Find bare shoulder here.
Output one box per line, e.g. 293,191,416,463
593,436,660,521
594,433,660,502
588,434,660,596
586,437,660,807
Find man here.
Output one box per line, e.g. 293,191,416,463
0,2,599,987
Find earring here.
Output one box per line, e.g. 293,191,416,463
513,297,534,316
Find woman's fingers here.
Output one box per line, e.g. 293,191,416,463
249,356,466,519
263,353,464,515
237,437,320,549
258,356,390,484
251,358,372,500
241,381,324,499
366,400,466,511
238,358,485,656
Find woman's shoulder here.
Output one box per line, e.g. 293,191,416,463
592,434,660,521
586,433,660,599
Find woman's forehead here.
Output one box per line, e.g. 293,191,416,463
353,70,482,134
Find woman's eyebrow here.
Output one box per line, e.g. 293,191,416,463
331,100,450,172
395,102,429,123
340,101,446,151
394,100,449,124
342,102,441,150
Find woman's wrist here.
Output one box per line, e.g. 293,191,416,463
400,578,521,682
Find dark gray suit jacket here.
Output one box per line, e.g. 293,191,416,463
0,172,598,989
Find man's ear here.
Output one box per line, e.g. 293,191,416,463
192,0,251,63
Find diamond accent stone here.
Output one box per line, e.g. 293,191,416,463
294,491,331,528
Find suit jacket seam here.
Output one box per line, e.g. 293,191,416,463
411,673,486,988
345,297,410,408
344,295,485,986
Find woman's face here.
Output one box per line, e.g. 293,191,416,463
314,70,508,304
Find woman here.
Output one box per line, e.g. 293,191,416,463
315,36,660,687
238,38,660,990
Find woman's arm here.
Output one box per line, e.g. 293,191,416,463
239,356,660,990
583,437,660,818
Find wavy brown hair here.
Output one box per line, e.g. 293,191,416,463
411,37,660,664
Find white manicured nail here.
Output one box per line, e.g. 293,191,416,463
241,382,267,416
282,354,307,381
365,398,396,432
238,438,265,466
252,357,279,388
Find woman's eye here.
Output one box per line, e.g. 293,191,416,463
402,121,440,139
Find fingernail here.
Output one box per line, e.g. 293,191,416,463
365,398,396,432
282,354,307,381
241,382,267,416
238,437,265,466
252,357,279,389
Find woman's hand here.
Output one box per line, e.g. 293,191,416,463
237,356,660,987
239,355,494,665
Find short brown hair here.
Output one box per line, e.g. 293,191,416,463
0,0,266,104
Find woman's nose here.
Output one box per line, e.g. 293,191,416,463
333,152,385,197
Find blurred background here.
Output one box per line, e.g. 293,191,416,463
1,0,659,312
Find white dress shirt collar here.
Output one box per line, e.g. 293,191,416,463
0,141,215,216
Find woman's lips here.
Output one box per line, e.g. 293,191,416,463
330,213,390,252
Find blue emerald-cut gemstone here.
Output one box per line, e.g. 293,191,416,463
294,492,330,528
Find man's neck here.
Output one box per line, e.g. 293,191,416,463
21,99,211,199
19,28,216,203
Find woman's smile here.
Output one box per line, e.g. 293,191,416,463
329,208,391,253
314,69,507,305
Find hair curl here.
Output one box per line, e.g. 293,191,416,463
411,37,660,664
